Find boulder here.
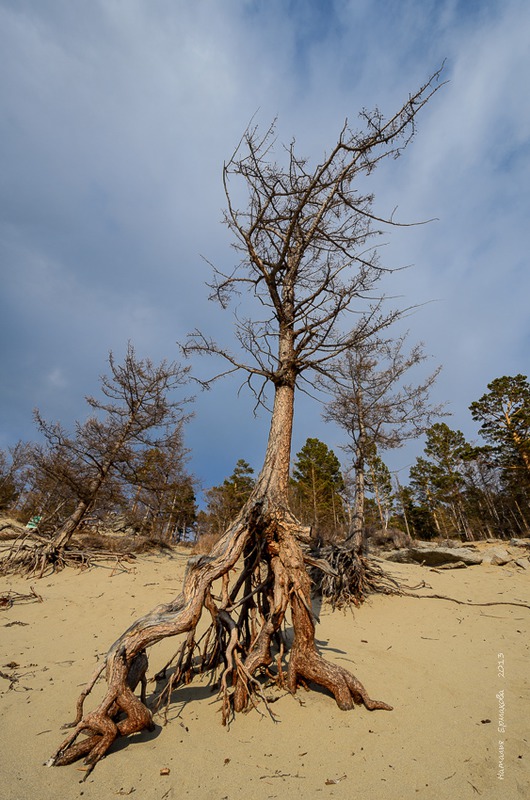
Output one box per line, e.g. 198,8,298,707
436,538,464,549
384,546,483,567
480,547,513,566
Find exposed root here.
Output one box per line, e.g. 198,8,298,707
402,592,530,610
286,535,392,713
47,649,153,774
0,536,139,578
309,542,405,608
288,645,393,712
61,663,106,729
47,501,392,772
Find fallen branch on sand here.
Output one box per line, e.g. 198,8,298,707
0,586,43,609
401,592,530,610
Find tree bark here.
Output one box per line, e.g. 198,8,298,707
51,470,108,550
346,442,365,552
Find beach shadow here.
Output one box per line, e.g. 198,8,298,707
107,681,218,757
108,721,162,755
312,591,323,622
161,681,217,705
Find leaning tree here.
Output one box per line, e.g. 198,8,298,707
1,343,191,575
48,70,443,772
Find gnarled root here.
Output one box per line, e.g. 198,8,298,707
310,542,403,608
287,609,392,711
48,649,153,771
225,515,393,716
48,515,252,769
0,535,66,577
48,504,392,773
290,651,393,711
286,533,392,712
62,650,148,730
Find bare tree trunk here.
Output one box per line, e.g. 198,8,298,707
50,467,110,550
514,500,529,533
253,382,294,503
311,464,318,531
345,443,365,552
427,488,442,536
52,499,93,550
394,476,412,539
369,462,387,532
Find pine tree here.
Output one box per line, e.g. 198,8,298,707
409,423,472,539
470,374,530,473
291,438,345,542
203,459,255,536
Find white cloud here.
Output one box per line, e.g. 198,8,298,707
45,366,68,390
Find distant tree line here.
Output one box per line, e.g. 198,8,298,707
404,375,530,540
196,375,530,544
1,371,529,547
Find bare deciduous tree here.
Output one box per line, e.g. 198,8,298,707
1,343,190,574
48,70,443,772
313,333,443,604
328,334,442,545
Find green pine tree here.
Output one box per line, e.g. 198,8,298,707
291,438,345,542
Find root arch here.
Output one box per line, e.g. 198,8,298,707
48,496,391,773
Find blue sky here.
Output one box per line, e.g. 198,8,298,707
1,0,529,498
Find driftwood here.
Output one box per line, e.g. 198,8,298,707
0,585,43,609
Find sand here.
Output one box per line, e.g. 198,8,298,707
1,548,528,800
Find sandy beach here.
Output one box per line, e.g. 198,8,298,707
1,548,528,800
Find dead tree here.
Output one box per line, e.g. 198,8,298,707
48,70,444,772
2,344,190,574
314,334,444,605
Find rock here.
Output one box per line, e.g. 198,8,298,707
481,547,512,566
436,538,464,549
514,558,528,569
384,546,483,567
509,538,530,549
